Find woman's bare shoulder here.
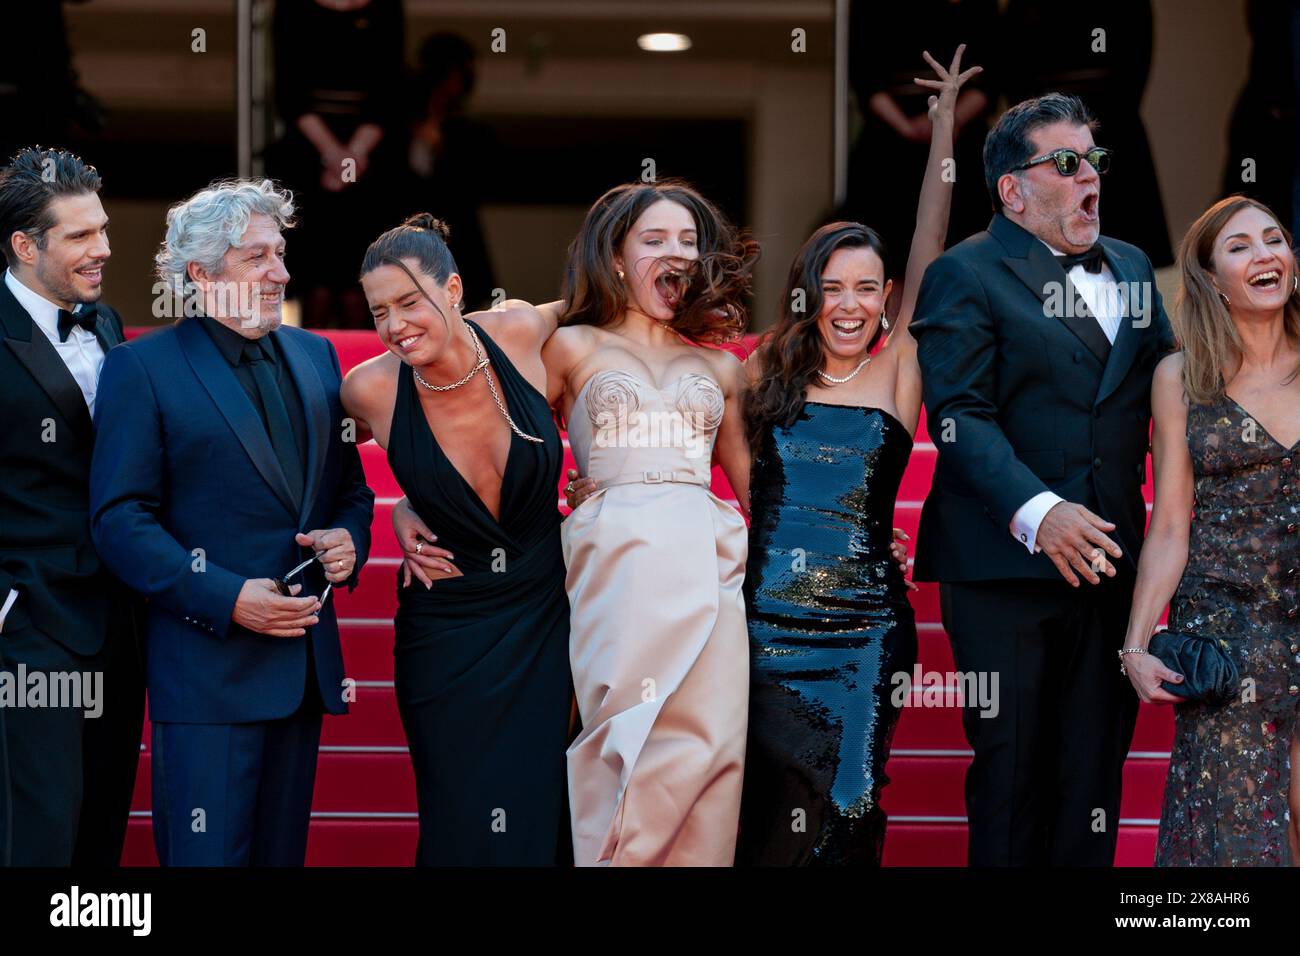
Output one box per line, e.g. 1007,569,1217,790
342,349,400,408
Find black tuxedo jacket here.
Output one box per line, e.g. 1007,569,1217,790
909,214,1177,583
0,273,127,655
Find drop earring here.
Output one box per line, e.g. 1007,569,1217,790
880,311,889,332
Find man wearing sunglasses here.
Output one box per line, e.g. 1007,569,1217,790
89,179,374,866
909,93,1176,867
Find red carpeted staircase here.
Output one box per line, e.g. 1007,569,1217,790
120,329,1170,866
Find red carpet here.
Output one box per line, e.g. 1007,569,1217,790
119,328,1171,865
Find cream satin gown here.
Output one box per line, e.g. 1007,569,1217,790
562,368,749,866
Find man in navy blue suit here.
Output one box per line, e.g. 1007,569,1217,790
89,179,374,866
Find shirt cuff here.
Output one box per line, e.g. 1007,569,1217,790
1009,491,1065,554
0,589,18,633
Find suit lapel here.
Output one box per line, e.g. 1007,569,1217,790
275,328,330,526
0,278,93,440
993,214,1112,365
93,306,124,353
1093,242,1143,406
177,316,298,517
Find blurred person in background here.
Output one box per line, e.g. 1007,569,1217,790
1001,0,1173,266
1220,0,1300,232
399,32,499,312
0,1,105,159
838,0,999,274
269,0,405,329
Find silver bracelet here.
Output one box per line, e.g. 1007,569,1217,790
1117,646,1147,676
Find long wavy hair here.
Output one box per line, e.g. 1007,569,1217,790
1175,195,1300,404
560,179,759,344
744,222,889,448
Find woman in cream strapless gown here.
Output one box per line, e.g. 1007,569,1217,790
544,179,758,866
562,368,749,865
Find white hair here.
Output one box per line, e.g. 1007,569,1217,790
154,178,294,284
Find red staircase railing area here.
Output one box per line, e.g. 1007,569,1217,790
118,327,1171,865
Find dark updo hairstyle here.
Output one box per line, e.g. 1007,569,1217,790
561,178,760,345
360,212,460,326
744,221,889,449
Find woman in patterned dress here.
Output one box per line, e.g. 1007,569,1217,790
1121,195,1300,866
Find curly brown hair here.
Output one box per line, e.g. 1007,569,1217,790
560,179,759,345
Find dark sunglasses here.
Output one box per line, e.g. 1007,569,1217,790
1011,147,1112,177
276,553,332,606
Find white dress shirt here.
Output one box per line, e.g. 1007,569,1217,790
0,269,107,632
1008,241,1119,554
4,268,105,414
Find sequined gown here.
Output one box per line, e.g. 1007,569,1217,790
562,369,749,866
736,403,917,865
1156,392,1300,866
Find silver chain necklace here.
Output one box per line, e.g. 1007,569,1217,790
413,323,545,444
817,354,871,385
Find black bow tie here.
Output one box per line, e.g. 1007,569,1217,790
56,303,99,342
1057,245,1105,275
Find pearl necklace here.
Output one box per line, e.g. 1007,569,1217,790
817,354,871,385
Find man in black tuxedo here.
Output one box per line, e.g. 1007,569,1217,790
0,147,144,866
909,94,1176,866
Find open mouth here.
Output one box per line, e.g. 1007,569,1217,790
395,333,422,352
76,264,104,283
1248,269,1281,290
830,317,865,338
654,270,689,310
1079,193,1099,221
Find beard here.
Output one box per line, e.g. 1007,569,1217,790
36,255,97,306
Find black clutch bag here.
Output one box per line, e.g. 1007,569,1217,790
1147,629,1239,706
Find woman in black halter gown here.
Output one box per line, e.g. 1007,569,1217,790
343,215,571,865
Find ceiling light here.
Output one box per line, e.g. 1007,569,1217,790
637,32,691,53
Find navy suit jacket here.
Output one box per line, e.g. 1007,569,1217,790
89,316,374,723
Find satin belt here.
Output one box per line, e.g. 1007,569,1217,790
599,469,710,489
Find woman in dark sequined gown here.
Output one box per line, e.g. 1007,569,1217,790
734,48,980,865
1122,196,1300,866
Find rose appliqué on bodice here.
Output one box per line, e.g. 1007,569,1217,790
673,373,725,435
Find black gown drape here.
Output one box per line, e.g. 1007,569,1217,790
387,320,572,865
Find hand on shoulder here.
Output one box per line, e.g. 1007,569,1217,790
470,299,549,347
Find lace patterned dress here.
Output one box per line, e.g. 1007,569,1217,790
1156,391,1300,866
